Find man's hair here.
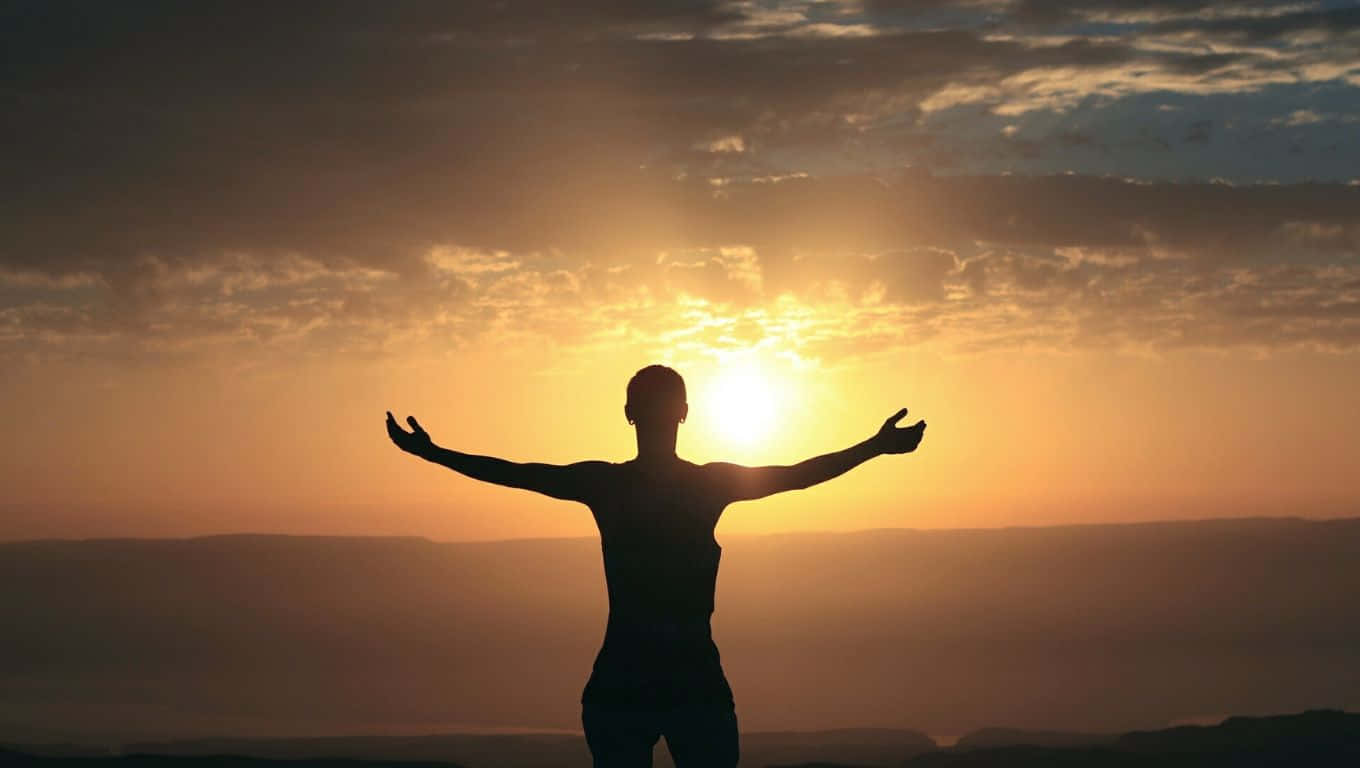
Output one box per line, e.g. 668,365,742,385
626,364,686,418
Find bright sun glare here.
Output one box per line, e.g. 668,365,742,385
704,362,780,446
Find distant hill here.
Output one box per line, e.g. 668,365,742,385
954,727,1113,750
2,518,1357,742
1116,709,1360,756
903,710,1360,767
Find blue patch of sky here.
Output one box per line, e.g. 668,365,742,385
859,82,1360,182
740,2,1360,182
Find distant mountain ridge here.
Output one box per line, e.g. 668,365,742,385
954,727,1113,750
899,710,1360,768
2,517,1356,743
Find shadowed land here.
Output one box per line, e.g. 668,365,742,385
2,517,1357,746
3,710,1357,767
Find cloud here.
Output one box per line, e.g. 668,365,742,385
3,168,1357,363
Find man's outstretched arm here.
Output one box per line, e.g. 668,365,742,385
386,411,604,503
707,408,925,503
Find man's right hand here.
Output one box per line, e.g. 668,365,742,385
386,411,434,457
872,408,926,455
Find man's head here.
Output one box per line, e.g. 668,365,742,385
625,364,688,428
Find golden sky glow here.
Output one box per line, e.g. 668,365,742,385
3,320,1356,542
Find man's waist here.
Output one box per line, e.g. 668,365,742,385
592,626,724,680
606,613,713,637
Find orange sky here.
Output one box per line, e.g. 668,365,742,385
3,332,1356,541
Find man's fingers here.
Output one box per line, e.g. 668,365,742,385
407,415,426,434
883,407,908,428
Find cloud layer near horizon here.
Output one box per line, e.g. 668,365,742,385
4,1,1359,364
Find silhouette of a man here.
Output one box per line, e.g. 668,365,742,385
387,364,926,768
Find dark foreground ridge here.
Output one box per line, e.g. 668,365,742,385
3,711,1357,768
0,755,463,768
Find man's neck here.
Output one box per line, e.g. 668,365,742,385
634,424,679,464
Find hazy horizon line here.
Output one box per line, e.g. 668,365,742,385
4,513,1356,547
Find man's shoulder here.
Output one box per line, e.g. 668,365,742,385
568,459,618,476
684,458,730,476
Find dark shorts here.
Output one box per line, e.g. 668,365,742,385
582,702,739,768
581,623,737,767
581,650,737,768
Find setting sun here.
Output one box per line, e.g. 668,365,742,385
702,362,782,446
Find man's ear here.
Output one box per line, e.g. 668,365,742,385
624,403,635,425
679,401,689,424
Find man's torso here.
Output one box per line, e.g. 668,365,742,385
581,459,733,710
